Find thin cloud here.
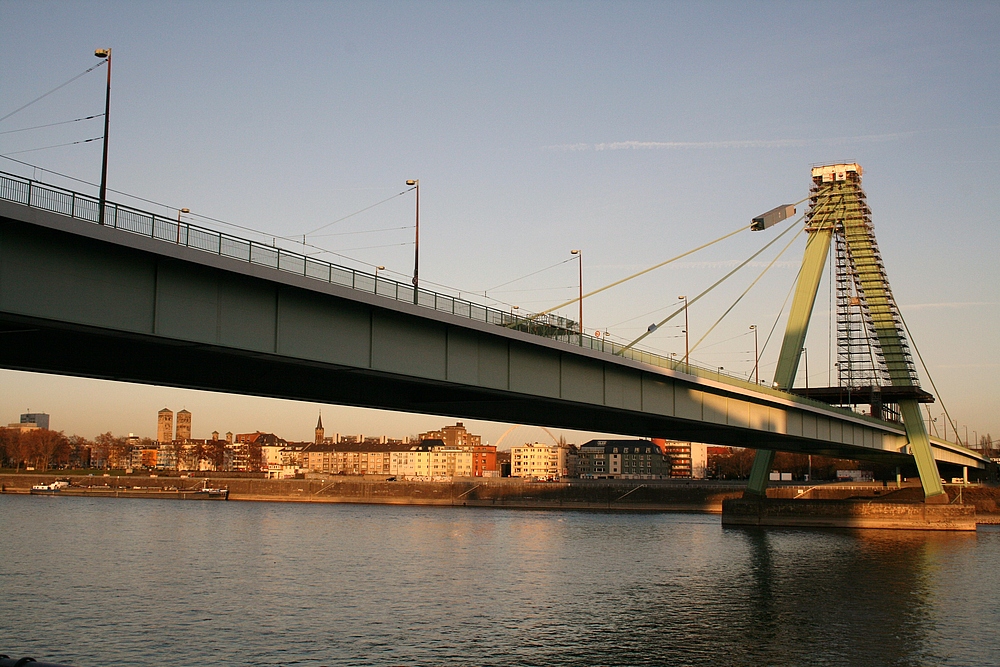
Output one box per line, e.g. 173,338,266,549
543,132,916,152
899,301,999,311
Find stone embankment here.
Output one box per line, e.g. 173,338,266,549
3,473,999,521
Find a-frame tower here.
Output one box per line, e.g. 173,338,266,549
745,163,946,503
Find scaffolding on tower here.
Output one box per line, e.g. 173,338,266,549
791,164,932,420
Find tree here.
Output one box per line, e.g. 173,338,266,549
709,447,757,479
206,438,227,471
24,429,70,471
0,428,23,471
247,441,263,472
188,441,205,471
68,435,93,469
93,432,129,469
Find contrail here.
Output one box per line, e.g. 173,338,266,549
543,132,916,152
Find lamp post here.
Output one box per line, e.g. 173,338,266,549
406,179,419,304
802,347,809,389
95,48,112,225
678,295,689,371
749,324,759,384
176,207,189,244
571,249,582,345
375,265,385,281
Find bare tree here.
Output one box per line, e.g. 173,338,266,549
0,428,23,471
93,432,129,469
67,435,93,469
247,441,263,472
207,438,227,471
24,429,70,471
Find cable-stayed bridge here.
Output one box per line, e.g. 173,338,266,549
0,167,988,501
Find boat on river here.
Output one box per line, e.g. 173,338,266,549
30,480,70,494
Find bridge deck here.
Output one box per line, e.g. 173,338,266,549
0,171,987,470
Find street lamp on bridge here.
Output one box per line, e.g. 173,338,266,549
749,324,759,384
94,48,112,226
176,207,189,244
571,249,583,345
678,295,689,371
406,179,419,304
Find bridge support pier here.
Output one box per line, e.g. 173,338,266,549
743,449,774,499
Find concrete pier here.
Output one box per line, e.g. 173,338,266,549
722,497,977,531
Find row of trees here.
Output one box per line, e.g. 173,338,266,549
0,429,142,471
0,427,264,472
708,447,879,481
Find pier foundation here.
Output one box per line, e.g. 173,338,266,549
722,497,976,531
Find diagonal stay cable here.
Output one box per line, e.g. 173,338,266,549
747,200,842,382
0,60,106,124
529,224,747,320
689,224,806,356
753,263,803,382
531,193,817,321
898,311,965,447
617,214,803,354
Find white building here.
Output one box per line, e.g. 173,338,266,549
390,443,474,479
510,443,568,480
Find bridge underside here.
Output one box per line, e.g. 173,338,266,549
0,311,921,466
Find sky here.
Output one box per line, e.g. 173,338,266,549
1,1,997,447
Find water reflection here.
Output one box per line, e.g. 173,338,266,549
0,497,995,667
586,526,984,667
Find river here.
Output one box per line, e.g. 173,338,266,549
2,495,998,666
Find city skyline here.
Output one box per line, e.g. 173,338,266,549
1,2,997,443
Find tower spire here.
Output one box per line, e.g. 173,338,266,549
315,412,325,444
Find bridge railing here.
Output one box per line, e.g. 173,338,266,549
0,170,778,391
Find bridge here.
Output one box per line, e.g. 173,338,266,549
0,168,988,498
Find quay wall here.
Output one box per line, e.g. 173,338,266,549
5,474,1000,519
722,498,979,531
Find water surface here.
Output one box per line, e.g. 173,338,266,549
2,495,998,666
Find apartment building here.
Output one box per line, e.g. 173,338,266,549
510,443,568,480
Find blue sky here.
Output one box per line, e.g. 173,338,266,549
1,1,997,446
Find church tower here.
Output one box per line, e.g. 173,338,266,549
315,413,325,444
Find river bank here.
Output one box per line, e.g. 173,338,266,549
5,473,1000,520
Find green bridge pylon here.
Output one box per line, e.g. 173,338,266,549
745,164,946,503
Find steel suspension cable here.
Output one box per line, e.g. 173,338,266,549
530,225,746,320
898,311,965,447
754,262,803,382
617,214,803,354
689,224,806,355
688,198,842,362
532,193,816,321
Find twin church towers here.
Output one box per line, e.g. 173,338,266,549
157,408,191,443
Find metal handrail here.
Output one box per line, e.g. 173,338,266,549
0,169,830,404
